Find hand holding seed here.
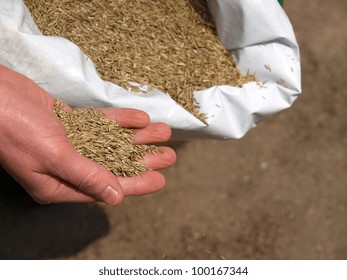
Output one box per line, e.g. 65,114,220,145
0,64,176,205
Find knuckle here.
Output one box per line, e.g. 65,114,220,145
76,167,101,194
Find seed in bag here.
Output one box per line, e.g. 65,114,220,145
25,0,255,122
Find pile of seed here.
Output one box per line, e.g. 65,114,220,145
53,100,156,177
25,0,255,121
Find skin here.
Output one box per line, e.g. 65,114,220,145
0,64,176,206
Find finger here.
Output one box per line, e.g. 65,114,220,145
48,189,96,204
132,122,172,144
48,146,124,206
96,108,150,128
15,170,98,205
118,171,166,196
34,181,97,204
142,147,176,170
30,190,97,205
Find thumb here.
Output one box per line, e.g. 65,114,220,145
50,146,124,206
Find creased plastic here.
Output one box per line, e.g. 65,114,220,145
0,0,301,140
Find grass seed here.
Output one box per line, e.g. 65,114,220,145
53,99,157,177
25,0,255,122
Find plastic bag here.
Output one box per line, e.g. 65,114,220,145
0,0,301,140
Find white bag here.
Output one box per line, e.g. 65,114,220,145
0,0,301,140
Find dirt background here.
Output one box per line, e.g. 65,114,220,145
1,0,346,260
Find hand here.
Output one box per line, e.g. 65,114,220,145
0,64,176,205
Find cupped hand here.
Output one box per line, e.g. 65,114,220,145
0,64,176,205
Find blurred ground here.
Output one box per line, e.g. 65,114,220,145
1,0,347,260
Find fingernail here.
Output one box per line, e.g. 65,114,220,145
100,186,118,206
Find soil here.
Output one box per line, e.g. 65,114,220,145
1,0,346,260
